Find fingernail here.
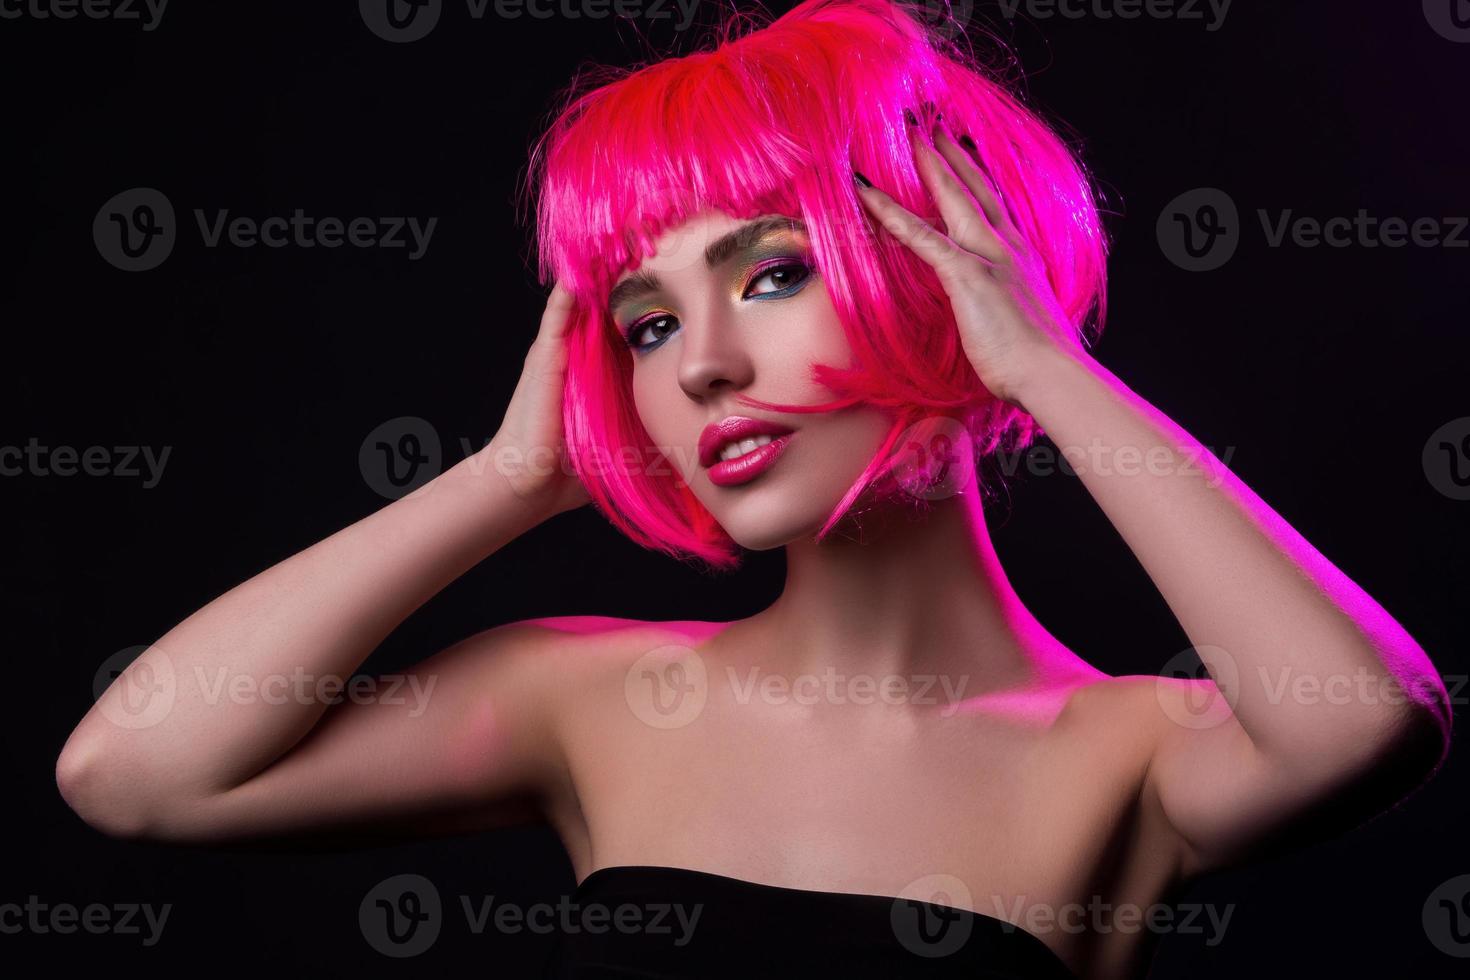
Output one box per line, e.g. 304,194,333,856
853,169,873,189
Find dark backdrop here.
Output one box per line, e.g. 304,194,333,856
6,1,1468,976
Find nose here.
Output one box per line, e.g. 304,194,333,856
676,306,756,403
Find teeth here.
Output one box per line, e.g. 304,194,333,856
719,433,775,462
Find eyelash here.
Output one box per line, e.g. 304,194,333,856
622,258,815,353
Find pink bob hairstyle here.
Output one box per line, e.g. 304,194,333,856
523,0,1108,571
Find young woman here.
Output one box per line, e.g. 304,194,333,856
57,2,1450,977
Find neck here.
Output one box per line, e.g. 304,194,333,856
753,477,1089,701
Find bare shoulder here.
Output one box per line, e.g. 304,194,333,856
1048,670,1226,759
498,613,727,652
482,614,731,686
1056,671,1225,727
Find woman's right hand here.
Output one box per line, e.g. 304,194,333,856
487,280,592,517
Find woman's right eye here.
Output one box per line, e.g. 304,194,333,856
626,313,678,351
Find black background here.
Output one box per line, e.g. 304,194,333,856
6,1,1468,976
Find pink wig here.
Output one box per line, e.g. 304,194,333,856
523,0,1108,570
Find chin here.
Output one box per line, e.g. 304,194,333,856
696,471,858,552
721,511,822,552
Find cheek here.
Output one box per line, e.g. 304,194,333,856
630,363,688,472
750,292,856,395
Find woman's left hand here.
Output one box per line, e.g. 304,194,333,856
853,115,1083,410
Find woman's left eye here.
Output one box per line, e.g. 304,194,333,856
744,260,812,298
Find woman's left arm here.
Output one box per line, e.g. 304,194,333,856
1013,335,1450,878
856,117,1452,880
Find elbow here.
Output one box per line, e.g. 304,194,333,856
1394,665,1453,772
1362,635,1453,783
1376,692,1453,797
1407,700,1452,775
55,736,155,841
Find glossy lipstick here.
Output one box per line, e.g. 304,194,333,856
699,417,795,488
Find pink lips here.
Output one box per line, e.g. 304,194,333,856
698,416,795,487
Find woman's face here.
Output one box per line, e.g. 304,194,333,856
608,210,894,551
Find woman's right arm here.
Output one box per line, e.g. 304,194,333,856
55,282,593,846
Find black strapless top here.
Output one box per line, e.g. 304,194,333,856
542,865,1079,979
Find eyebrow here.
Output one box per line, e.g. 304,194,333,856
607,215,807,314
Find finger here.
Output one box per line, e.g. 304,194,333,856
854,173,986,283
534,279,577,349
910,123,1009,262
932,123,1015,239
